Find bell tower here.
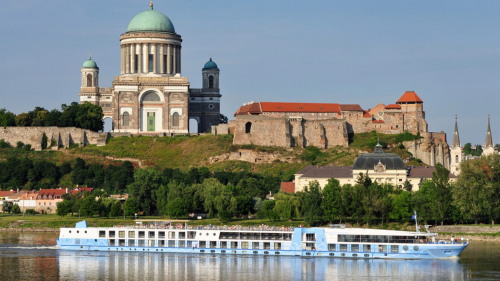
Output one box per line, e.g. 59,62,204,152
79,54,100,105
450,115,462,175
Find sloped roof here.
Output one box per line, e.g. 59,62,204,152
363,111,372,118
340,104,364,111
234,103,262,116
260,102,341,113
396,91,423,103
0,191,14,197
38,189,67,198
373,120,385,123
385,104,401,109
280,182,295,193
407,166,457,179
299,165,353,179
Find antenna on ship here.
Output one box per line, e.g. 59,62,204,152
413,211,420,233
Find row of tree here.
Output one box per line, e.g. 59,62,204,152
0,102,104,132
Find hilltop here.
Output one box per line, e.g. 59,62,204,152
0,131,424,182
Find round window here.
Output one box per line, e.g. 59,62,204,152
209,104,214,109
403,245,409,251
378,111,383,116
213,233,216,236
414,246,419,251
206,233,209,236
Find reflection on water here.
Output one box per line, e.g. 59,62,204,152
0,232,499,281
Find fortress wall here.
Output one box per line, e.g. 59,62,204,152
232,116,290,147
404,131,449,169
0,127,108,150
303,119,349,148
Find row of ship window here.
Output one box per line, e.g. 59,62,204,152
99,231,292,241
338,235,430,244
107,240,282,250
328,244,419,253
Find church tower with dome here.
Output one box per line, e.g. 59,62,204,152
78,2,221,133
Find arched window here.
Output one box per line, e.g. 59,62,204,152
142,91,161,102
455,155,459,163
87,74,93,87
173,112,180,127
123,112,130,126
208,76,214,88
245,122,252,133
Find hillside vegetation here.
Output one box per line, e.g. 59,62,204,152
0,131,423,181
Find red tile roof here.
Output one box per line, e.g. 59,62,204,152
234,103,262,116
396,91,423,103
281,182,295,193
37,189,67,199
260,102,341,113
77,187,94,193
0,191,14,197
385,104,401,109
373,120,385,123
340,104,364,111
363,111,372,118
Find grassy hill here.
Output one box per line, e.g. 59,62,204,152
0,131,424,181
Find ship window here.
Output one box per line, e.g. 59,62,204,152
241,242,249,249
138,231,145,238
109,231,115,238
179,241,185,247
231,242,238,249
253,242,260,249
119,239,126,246
363,245,371,252
149,232,155,238
187,231,196,239
168,240,175,247
379,245,387,252
391,245,399,253
220,241,227,248
328,244,336,251
351,244,359,252
129,240,135,247
414,246,419,251
179,232,186,239
109,240,115,246
138,240,145,247
148,240,155,247
340,244,347,251
263,242,270,250
159,240,165,247
210,241,217,248
119,231,125,238
200,241,207,248
168,232,175,239
403,245,409,251
99,231,106,238
77,231,79,234
128,231,135,238
274,243,281,250
159,232,165,239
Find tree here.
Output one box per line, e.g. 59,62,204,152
15,113,31,127
429,163,452,225
11,203,21,214
389,191,412,221
167,197,188,219
0,108,16,127
109,200,123,217
304,181,323,226
156,184,169,216
402,180,413,192
202,178,226,218
76,102,104,132
80,196,98,217
127,168,162,216
124,198,139,216
56,200,72,217
322,178,342,223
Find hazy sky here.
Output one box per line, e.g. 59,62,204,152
0,0,499,145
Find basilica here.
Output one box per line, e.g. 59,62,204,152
79,2,221,134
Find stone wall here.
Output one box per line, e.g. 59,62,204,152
232,115,348,149
208,149,295,164
404,131,450,169
0,127,108,150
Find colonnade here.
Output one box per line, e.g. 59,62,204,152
121,43,181,75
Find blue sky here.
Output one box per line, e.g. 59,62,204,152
0,0,499,145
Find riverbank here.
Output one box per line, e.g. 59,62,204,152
1,214,500,240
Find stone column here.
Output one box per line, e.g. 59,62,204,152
130,44,136,73
125,45,130,74
137,44,142,73
160,44,165,74
167,44,171,74
144,43,149,73
178,46,181,74
120,46,124,75
173,45,177,74
152,44,157,74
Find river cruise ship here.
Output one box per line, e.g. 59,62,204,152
57,220,468,259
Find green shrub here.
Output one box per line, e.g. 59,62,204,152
41,133,48,150
25,209,38,215
0,139,10,148
50,139,57,148
16,141,24,149
24,144,32,151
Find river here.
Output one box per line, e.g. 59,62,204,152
0,232,499,281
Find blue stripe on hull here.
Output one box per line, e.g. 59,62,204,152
56,242,467,259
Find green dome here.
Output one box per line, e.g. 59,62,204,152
82,58,98,69
127,5,175,34
203,58,219,71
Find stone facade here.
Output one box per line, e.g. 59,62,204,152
403,132,450,169
232,115,348,148
78,5,221,134
0,127,108,150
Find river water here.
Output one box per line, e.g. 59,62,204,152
0,232,499,281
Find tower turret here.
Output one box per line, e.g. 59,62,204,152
79,54,100,105
450,115,462,175
482,116,495,157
